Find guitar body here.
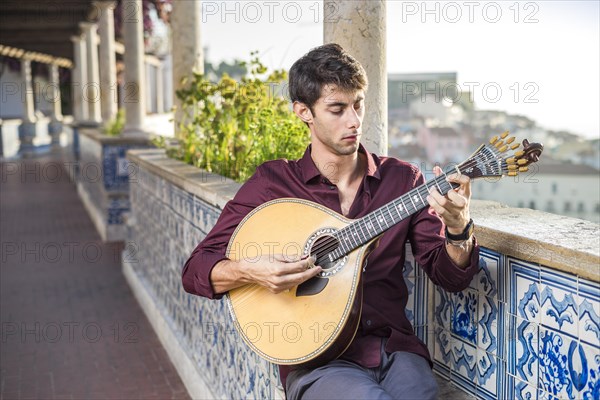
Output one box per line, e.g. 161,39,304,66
226,198,378,367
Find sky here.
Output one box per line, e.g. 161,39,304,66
199,1,599,139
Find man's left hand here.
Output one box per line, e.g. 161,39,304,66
426,166,471,234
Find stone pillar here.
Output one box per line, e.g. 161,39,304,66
95,1,118,122
80,22,102,125
71,34,88,122
48,63,64,144
21,58,36,124
123,0,146,135
19,57,37,152
171,0,203,138
156,63,164,114
324,0,387,155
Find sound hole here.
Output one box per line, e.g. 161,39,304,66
311,235,340,270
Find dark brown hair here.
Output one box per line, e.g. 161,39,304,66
288,43,368,111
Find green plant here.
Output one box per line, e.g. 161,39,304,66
167,52,309,182
103,108,125,136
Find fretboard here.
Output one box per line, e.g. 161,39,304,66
328,173,458,261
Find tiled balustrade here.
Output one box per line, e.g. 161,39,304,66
124,149,599,400
76,129,152,241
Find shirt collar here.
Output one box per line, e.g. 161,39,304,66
298,144,382,184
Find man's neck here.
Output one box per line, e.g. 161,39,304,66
310,146,365,187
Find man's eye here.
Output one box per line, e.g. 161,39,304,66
331,109,343,115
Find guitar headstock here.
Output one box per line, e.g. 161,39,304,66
459,131,544,179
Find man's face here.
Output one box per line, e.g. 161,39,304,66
309,85,365,156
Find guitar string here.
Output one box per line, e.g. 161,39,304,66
308,150,502,260
306,147,504,261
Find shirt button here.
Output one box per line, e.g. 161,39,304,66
329,185,335,190
366,320,372,326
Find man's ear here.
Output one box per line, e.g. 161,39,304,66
293,101,313,124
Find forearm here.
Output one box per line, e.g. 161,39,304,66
210,259,251,295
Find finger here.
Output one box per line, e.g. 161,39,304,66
276,253,304,263
282,256,317,274
446,174,471,196
446,190,467,208
292,266,323,284
278,266,323,290
427,188,447,207
426,192,445,216
433,165,443,177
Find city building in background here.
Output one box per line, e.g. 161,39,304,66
387,72,600,224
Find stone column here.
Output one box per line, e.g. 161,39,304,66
324,0,387,155
156,62,164,114
95,1,118,122
21,58,36,124
48,63,64,144
123,0,146,135
18,57,37,152
171,0,203,138
80,22,102,125
70,34,88,122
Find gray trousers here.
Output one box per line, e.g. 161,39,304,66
286,350,438,400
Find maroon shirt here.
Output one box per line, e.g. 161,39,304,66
182,145,480,386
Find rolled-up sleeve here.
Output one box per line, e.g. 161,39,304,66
408,173,480,292
182,167,269,299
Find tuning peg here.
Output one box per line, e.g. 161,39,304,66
517,159,528,165
508,171,518,176
490,136,499,145
495,140,505,149
510,143,520,150
514,150,525,158
508,165,518,170
519,167,529,172
506,136,516,144
501,131,510,139
499,145,508,153
506,157,516,164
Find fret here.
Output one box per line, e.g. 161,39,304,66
365,218,375,235
440,178,453,194
407,192,417,211
401,197,411,215
384,204,394,227
374,211,385,231
417,186,428,205
387,204,396,225
395,200,406,219
342,231,354,250
413,190,425,207
357,219,368,241
434,177,444,194
350,224,361,247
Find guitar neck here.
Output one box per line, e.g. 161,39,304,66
329,173,459,260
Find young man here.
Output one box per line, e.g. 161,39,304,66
182,43,479,399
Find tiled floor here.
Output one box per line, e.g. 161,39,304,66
0,155,190,399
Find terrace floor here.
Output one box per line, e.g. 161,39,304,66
0,152,190,399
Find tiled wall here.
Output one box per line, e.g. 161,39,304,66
129,167,282,399
128,160,600,400
429,251,600,400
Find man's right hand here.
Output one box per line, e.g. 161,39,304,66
210,255,322,295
